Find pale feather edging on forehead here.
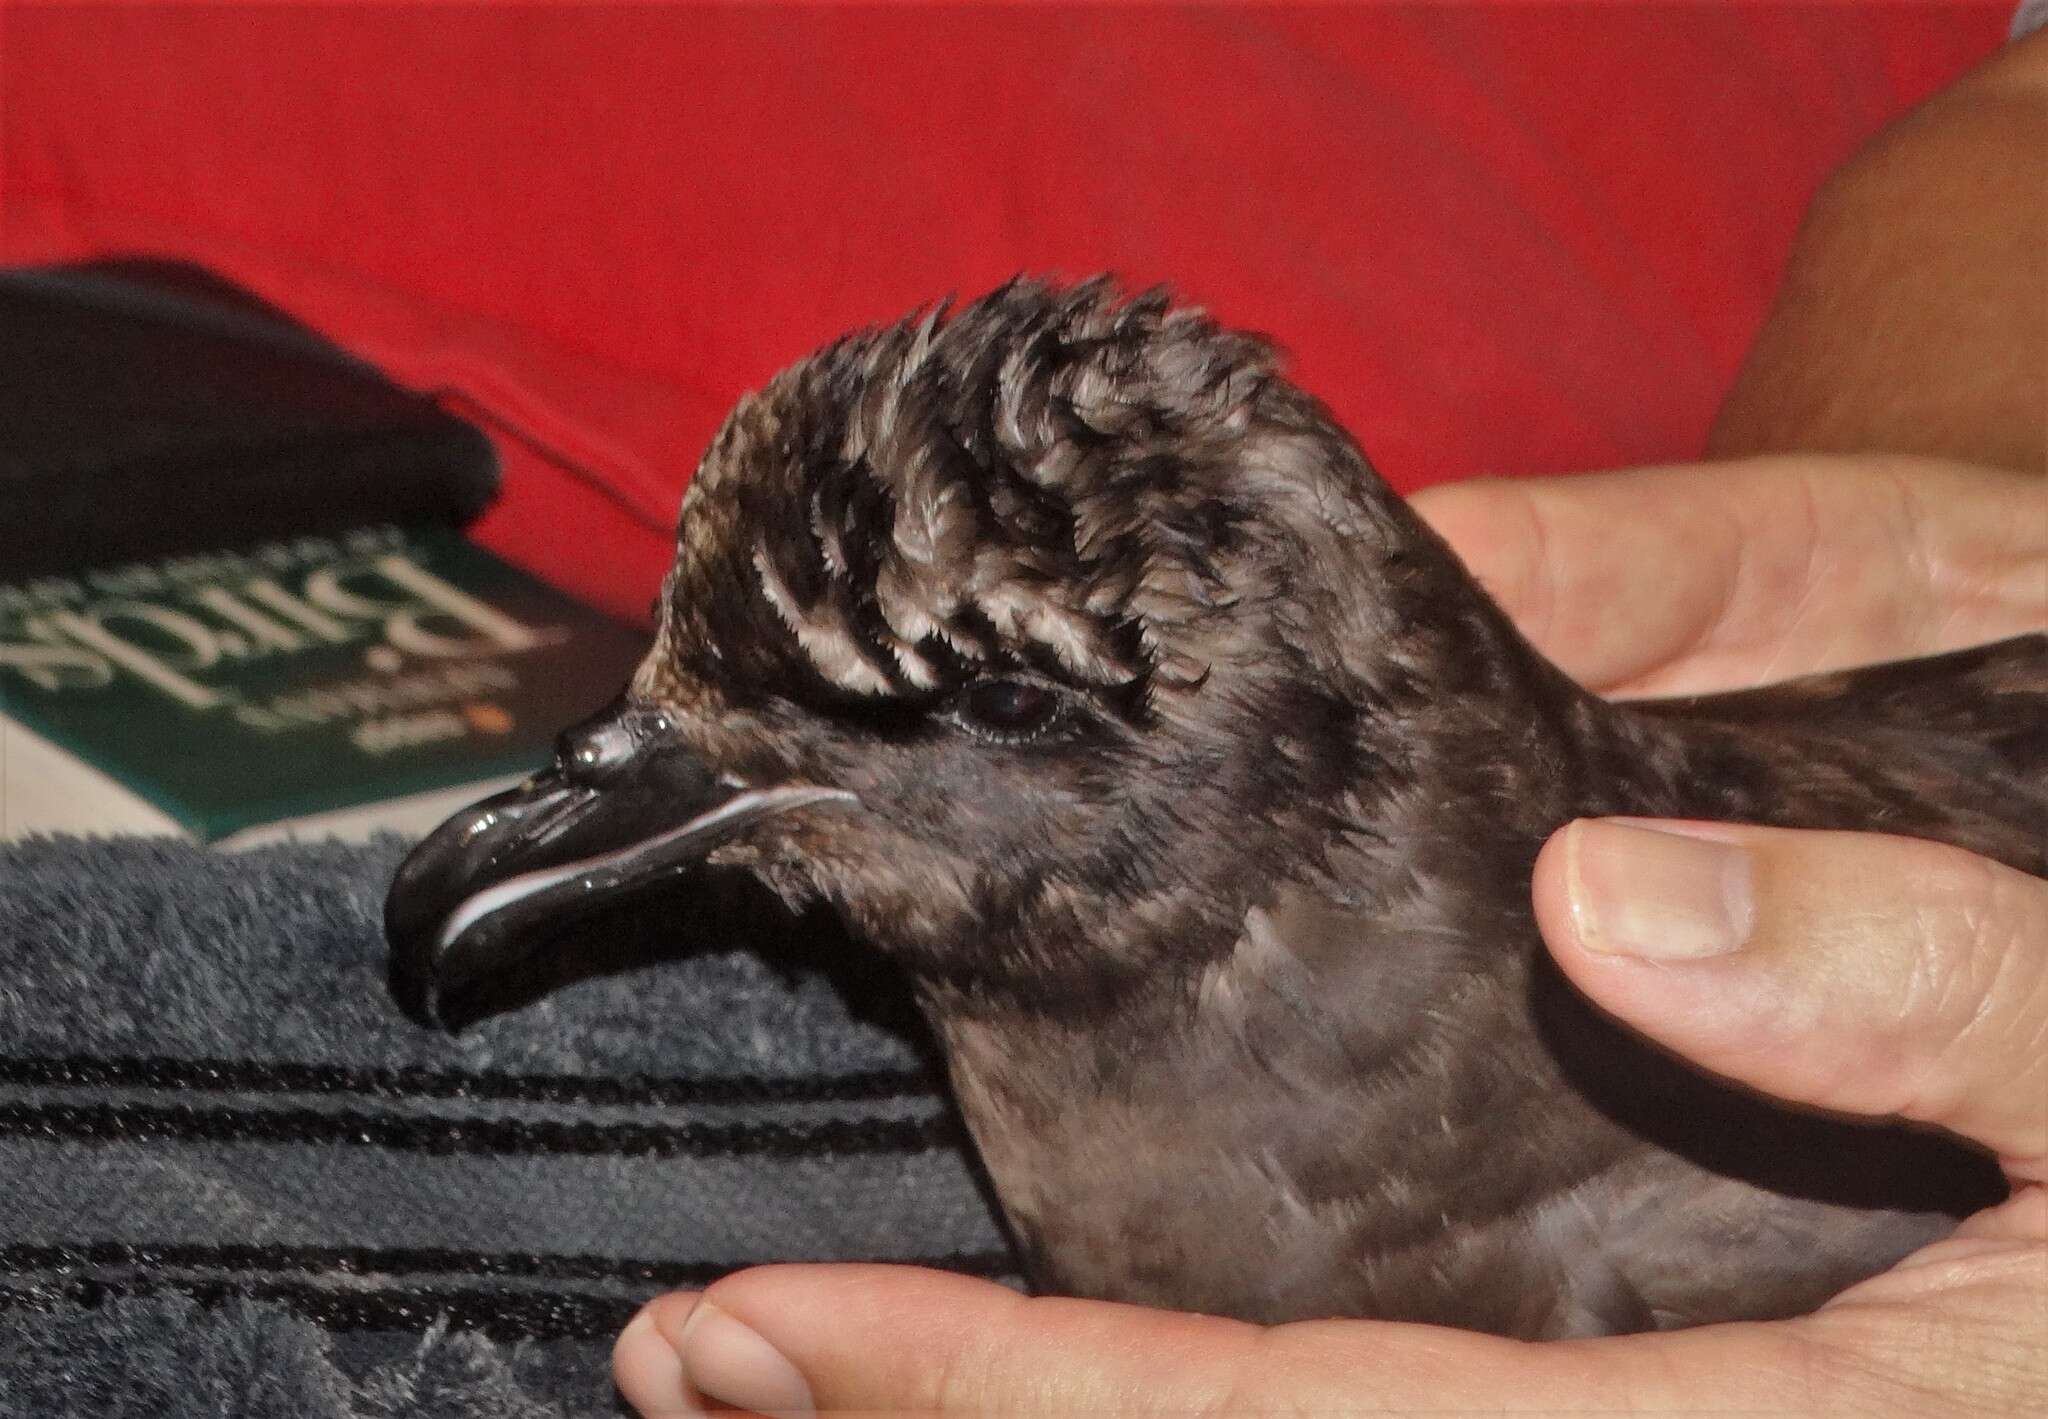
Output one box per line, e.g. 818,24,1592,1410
676,277,1288,711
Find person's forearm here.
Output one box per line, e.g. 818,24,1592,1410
1709,31,2047,473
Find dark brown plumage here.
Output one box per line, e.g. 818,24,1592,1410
387,279,2043,1337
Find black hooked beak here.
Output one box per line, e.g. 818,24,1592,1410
384,697,853,1029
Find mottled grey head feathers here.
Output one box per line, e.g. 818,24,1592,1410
627,277,1527,1000
648,278,1432,724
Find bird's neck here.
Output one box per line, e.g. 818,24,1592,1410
913,610,1728,1302
914,581,1650,1048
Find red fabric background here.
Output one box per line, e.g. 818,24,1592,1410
1,2,2008,622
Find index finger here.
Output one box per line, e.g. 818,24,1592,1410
1411,454,2046,697
618,1264,1826,1416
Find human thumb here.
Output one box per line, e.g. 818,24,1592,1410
1534,819,2048,1180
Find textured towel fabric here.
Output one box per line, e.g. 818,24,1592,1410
0,836,1012,1417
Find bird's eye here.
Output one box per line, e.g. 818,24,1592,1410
957,678,1063,741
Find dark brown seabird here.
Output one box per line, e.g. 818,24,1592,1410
387,279,2044,1338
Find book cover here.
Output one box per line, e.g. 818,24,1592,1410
1,526,649,844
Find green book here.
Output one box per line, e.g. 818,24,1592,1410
1,526,648,845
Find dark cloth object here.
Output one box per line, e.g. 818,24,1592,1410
0,836,1011,1417
0,260,498,578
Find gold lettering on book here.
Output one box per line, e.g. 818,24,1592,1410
0,541,563,720
0,633,111,692
186,586,314,655
238,580,356,642
35,605,231,710
304,556,560,657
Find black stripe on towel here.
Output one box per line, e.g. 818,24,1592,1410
0,1241,1016,1287
0,1052,932,1107
0,1098,961,1157
0,1274,642,1342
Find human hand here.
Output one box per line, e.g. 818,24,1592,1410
613,453,2045,1417
1411,452,2046,698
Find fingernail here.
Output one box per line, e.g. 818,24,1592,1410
676,1300,815,1418
615,1301,694,1415
1564,819,1755,959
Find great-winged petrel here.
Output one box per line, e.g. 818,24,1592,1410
386,279,2041,1338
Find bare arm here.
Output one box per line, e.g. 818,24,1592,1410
1709,30,2048,473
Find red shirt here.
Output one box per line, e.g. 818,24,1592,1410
1,4,2010,620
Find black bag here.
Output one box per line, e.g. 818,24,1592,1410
0,259,497,579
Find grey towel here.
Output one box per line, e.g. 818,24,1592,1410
0,836,1012,1417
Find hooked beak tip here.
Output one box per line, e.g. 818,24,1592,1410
384,762,856,1032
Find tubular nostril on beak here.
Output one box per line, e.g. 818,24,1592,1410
554,701,677,789
559,723,627,786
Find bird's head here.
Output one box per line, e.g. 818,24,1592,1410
388,279,1515,1027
